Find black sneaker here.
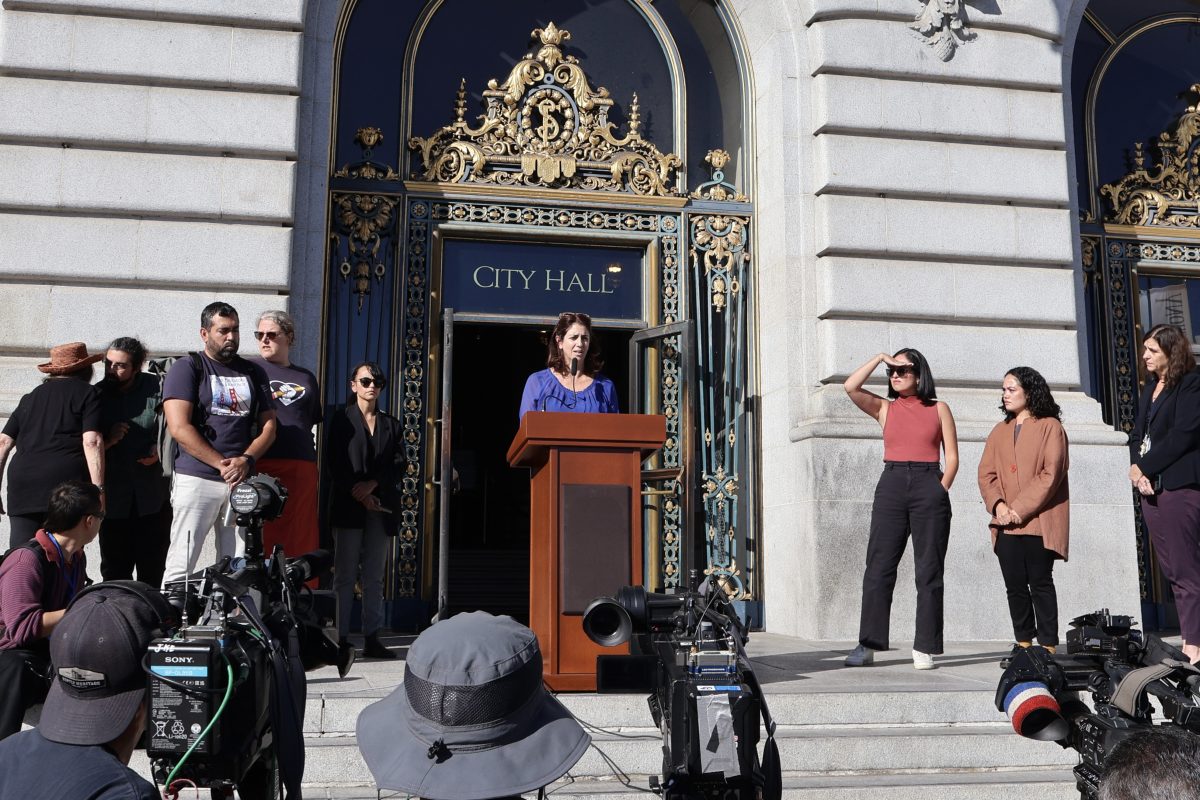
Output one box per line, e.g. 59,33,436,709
364,633,397,659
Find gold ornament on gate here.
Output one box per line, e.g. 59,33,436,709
408,23,681,196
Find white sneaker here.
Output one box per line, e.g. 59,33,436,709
912,649,935,670
844,644,874,666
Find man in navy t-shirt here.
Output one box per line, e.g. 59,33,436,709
160,302,276,587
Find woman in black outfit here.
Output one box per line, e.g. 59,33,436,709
0,343,105,548
1129,324,1200,664
326,361,401,660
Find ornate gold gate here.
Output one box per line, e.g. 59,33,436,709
323,14,760,628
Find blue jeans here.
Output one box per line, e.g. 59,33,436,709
333,511,389,638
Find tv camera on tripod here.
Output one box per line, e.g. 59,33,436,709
582,571,781,800
149,474,350,800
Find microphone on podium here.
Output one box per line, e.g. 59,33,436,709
568,358,579,408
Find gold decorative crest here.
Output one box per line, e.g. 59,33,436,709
408,23,682,197
1101,85,1200,229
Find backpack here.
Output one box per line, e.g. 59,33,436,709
0,538,91,657
146,352,202,479
0,540,59,640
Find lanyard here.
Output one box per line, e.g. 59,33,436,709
45,533,78,602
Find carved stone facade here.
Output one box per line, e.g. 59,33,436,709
909,0,977,61
0,0,1140,648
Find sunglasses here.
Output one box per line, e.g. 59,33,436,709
886,366,915,378
253,331,282,342
357,376,386,389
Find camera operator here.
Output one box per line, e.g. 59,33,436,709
0,581,168,799
0,480,98,740
1098,726,1200,800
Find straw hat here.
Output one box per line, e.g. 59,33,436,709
38,342,103,375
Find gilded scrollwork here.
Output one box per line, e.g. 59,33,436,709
690,149,747,203
690,211,752,599
333,126,401,181
330,192,400,311
692,214,749,313
909,0,976,62
1102,85,1200,229
408,23,682,197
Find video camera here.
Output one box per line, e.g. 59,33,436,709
995,609,1200,799
149,474,350,800
583,571,780,800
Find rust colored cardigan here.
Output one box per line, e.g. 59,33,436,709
977,416,1070,560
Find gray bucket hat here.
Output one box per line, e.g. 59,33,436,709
356,611,590,800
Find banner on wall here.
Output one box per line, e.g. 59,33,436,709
1148,283,1194,343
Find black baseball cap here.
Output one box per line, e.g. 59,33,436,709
40,584,165,745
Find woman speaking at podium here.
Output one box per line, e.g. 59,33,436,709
519,312,620,419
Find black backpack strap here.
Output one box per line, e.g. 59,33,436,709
187,351,208,428
0,539,59,620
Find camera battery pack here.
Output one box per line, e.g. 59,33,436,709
148,639,220,757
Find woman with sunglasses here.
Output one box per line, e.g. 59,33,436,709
326,362,401,660
843,349,958,670
978,367,1069,653
519,312,620,420
251,310,322,562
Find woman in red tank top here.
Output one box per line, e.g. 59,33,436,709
842,348,959,670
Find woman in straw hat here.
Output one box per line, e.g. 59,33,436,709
0,343,105,548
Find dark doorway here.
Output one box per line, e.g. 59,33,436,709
444,321,632,622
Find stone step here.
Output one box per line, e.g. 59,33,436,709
119,638,1082,797
285,723,1077,783
302,687,1013,734
222,769,1081,800
127,718,1079,791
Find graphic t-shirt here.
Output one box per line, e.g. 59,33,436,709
251,358,322,462
161,352,272,480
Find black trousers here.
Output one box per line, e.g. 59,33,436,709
995,532,1059,645
99,506,171,588
7,514,41,550
0,648,50,741
858,462,951,654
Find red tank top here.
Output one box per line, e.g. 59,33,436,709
883,395,942,462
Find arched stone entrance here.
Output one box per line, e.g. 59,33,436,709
320,0,760,630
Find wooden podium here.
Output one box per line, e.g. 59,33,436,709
507,412,666,691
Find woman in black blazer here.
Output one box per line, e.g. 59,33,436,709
1129,324,1200,663
327,361,401,660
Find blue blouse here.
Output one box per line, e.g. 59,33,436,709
518,368,620,420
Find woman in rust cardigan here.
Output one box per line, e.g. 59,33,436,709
978,366,1069,651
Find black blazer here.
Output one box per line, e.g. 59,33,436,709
325,402,402,534
1131,370,1200,491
